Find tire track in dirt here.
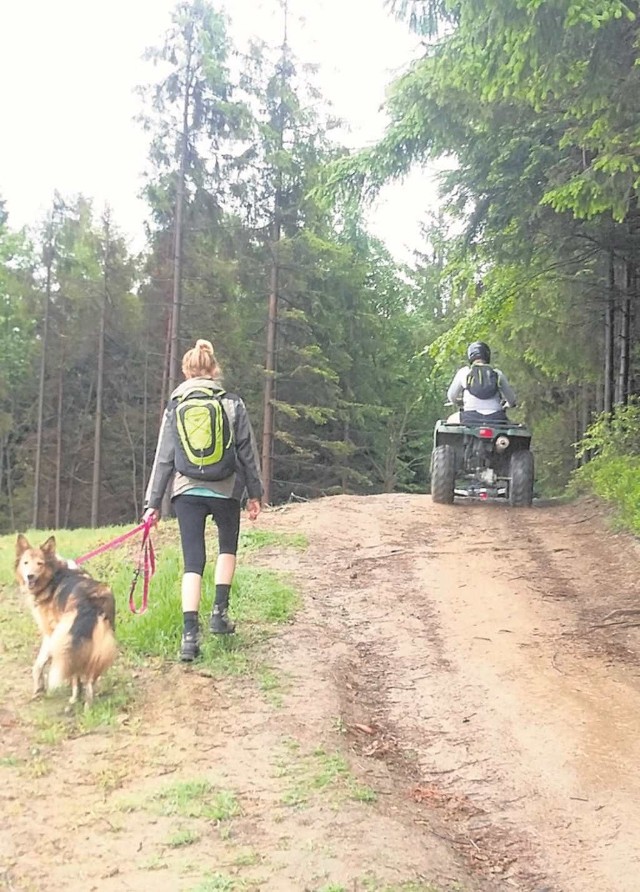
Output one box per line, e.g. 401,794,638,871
414,500,640,892
272,494,640,892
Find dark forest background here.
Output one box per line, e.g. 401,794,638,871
3,0,640,532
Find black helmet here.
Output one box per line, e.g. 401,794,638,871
467,341,491,363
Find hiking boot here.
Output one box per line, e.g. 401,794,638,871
180,630,200,661
210,607,236,635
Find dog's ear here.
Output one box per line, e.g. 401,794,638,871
41,535,56,555
15,533,30,556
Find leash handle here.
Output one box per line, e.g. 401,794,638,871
73,518,157,616
128,519,156,615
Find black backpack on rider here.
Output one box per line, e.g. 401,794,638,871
466,364,499,400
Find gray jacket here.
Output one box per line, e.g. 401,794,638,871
144,377,263,510
447,363,517,415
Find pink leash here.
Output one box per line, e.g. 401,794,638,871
75,517,156,614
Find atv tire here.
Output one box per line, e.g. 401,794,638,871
509,450,534,507
431,445,456,504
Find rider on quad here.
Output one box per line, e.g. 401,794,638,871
447,341,517,424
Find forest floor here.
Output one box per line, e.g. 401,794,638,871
2,493,640,891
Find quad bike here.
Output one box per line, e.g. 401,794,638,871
430,404,534,507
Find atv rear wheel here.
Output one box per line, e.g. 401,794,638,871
509,451,534,507
431,445,456,504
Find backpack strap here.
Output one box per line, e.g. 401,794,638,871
175,385,226,403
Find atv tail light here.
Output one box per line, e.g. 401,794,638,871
478,428,494,438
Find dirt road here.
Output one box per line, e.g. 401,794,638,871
265,494,640,891
2,494,640,891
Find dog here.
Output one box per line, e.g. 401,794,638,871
15,534,117,710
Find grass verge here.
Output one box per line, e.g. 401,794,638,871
0,520,304,731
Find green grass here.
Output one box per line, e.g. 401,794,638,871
238,528,308,553
572,454,640,534
117,551,299,669
148,779,241,821
103,524,301,670
362,881,446,892
309,749,350,790
231,849,261,867
279,744,377,809
570,401,640,533
0,594,38,661
24,754,51,778
0,520,304,729
34,721,68,746
165,827,201,848
316,880,445,892
256,666,287,706
189,874,252,892
77,667,136,730
0,755,22,768
18,660,136,737
140,855,168,872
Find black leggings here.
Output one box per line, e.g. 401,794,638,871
173,494,241,575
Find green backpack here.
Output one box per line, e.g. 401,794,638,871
171,386,236,481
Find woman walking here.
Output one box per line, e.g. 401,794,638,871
143,339,263,661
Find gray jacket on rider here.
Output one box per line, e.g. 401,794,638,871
447,362,517,415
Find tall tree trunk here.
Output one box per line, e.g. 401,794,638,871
578,385,591,466
261,2,288,505
616,261,633,406
5,439,15,531
603,250,616,416
122,408,139,521
163,44,193,520
161,307,172,417
91,212,110,528
342,418,350,493
64,381,95,527
261,243,280,505
142,342,149,508
33,222,55,529
160,306,175,519
55,346,64,529
573,392,581,469
168,47,193,396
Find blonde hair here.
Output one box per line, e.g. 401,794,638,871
181,339,222,380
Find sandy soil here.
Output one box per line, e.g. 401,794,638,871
2,493,640,891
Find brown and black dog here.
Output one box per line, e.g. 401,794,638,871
15,534,117,709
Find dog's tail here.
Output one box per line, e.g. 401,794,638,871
48,608,117,691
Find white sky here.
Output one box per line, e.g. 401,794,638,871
0,0,438,262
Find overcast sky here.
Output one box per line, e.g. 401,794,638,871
0,0,437,261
